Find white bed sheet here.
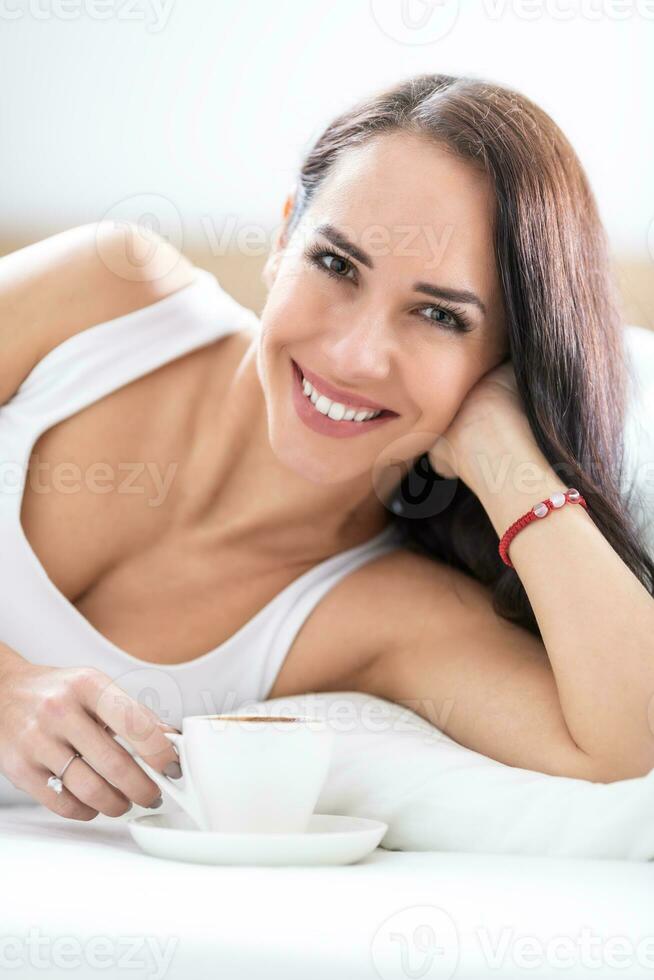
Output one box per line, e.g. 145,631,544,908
1,803,653,980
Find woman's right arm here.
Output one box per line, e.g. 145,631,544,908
0,648,181,820
0,221,195,818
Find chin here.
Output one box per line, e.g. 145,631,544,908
269,428,366,486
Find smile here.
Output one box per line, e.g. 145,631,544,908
290,359,397,439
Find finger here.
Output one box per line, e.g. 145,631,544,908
158,722,181,734
62,709,168,807
75,670,180,770
103,721,177,737
39,740,134,818
17,762,99,822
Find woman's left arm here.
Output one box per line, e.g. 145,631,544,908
430,361,654,778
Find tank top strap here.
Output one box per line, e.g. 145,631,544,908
6,268,259,433
257,523,405,697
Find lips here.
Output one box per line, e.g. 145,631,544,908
292,359,395,415
290,358,396,438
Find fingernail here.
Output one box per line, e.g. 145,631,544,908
164,761,182,779
148,796,163,809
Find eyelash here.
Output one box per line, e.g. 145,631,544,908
304,244,474,334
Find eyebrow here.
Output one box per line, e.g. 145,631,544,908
314,222,488,318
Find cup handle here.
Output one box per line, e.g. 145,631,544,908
114,732,208,831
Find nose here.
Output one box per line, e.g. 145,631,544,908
320,314,394,384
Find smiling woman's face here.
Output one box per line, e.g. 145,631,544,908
257,130,508,486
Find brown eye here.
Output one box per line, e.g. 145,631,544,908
306,245,357,282
322,254,352,278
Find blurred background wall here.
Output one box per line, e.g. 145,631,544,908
0,0,652,327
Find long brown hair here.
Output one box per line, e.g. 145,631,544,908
283,72,654,637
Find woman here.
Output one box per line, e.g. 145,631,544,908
0,72,652,823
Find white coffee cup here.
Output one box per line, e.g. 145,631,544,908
120,713,334,833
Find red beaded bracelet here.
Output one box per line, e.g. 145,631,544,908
498,487,588,568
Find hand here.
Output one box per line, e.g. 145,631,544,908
428,359,528,480
0,654,181,821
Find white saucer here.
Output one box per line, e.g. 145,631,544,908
127,811,387,866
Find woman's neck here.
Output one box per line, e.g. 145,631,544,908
178,330,392,563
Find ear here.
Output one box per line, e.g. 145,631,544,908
262,192,294,290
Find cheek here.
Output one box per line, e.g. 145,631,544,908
260,286,321,352
413,364,472,423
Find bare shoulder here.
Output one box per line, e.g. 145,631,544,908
0,221,197,404
355,542,499,629
358,541,550,686
271,543,453,698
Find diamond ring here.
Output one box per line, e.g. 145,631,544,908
46,751,82,795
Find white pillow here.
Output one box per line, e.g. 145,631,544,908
254,691,654,861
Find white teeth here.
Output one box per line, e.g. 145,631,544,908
299,372,382,422
315,395,332,415
327,402,345,421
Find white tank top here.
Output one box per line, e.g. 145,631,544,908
0,268,403,801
